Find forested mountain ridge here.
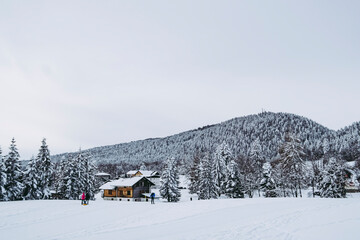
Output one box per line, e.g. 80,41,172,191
51,112,360,165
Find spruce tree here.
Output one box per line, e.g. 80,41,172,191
160,157,181,202
54,157,68,199
278,133,306,197
79,151,97,199
249,138,265,197
4,138,24,201
225,159,244,198
319,158,346,198
63,155,80,200
213,142,231,196
23,156,42,200
198,154,218,200
140,162,147,171
188,154,201,195
0,147,7,201
260,162,277,197
36,138,53,199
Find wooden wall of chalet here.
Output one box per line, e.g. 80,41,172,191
116,187,133,198
103,187,133,198
104,189,116,197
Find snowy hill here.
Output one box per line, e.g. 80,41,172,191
1,195,360,240
51,112,360,165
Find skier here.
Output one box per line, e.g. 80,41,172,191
85,192,90,205
81,192,86,205
150,192,155,204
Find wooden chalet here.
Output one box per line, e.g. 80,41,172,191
95,172,111,182
100,176,155,200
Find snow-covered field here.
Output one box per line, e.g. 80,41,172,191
1,193,360,240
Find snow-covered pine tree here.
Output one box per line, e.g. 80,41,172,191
160,157,181,202
0,147,7,201
54,157,68,199
188,154,201,195
213,142,231,196
4,138,24,201
249,138,265,197
260,162,277,197
278,132,306,197
318,157,346,198
62,149,97,200
214,141,233,165
322,138,330,156
63,155,80,200
36,138,53,199
198,153,218,200
79,151,97,199
23,156,42,200
225,159,244,198
140,162,147,171
237,156,257,198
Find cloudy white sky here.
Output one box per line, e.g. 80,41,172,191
1,0,359,159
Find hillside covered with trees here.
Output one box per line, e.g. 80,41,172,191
52,112,360,168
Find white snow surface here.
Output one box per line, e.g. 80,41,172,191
1,193,360,240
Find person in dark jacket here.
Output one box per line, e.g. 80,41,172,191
150,192,155,204
85,192,91,205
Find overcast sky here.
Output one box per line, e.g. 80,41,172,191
1,0,359,159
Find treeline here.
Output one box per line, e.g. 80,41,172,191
187,132,355,199
0,138,97,201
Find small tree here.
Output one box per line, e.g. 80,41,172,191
278,133,306,197
160,157,181,202
54,157,68,199
198,154,218,200
139,162,147,171
249,138,265,197
0,147,7,201
188,154,201,195
23,156,42,200
213,142,232,196
260,162,277,197
80,152,97,199
225,159,244,198
238,156,257,198
318,158,346,198
4,138,24,201
63,155,80,200
36,138,53,199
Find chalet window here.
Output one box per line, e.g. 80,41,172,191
127,190,131,195
108,190,113,195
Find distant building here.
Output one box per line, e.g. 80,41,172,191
126,170,161,187
100,176,155,200
95,172,111,181
344,169,360,193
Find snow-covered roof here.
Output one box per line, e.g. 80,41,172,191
99,176,154,190
345,161,356,168
95,172,111,176
99,181,116,190
139,170,158,177
126,170,159,177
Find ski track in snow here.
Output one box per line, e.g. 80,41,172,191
1,195,360,240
